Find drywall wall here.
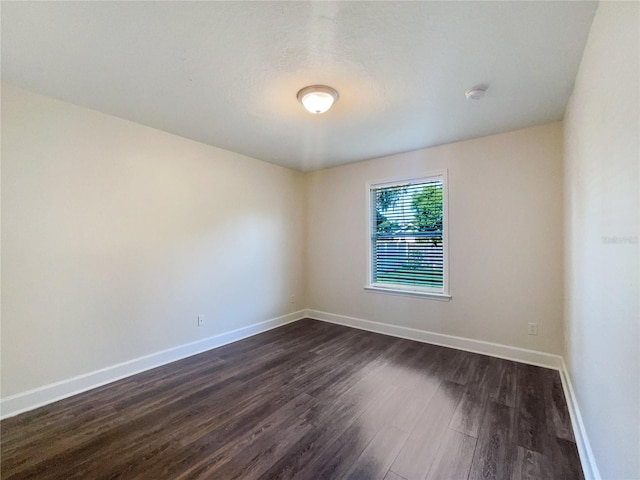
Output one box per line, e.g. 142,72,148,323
563,2,639,478
306,123,565,354
1,84,306,398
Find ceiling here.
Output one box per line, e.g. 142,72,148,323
1,1,598,171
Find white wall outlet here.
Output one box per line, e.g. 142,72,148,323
197,315,205,327
290,295,295,304
527,322,538,335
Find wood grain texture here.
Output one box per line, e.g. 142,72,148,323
383,472,407,480
342,424,408,480
541,367,575,442
488,358,518,407
1,318,583,479
389,381,465,480
468,401,517,480
512,447,553,480
425,428,477,480
516,363,550,454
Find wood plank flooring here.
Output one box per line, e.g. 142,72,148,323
1,319,584,479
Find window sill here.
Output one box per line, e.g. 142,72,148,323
364,286,452,301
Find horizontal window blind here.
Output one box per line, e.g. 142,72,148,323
371,178,444,290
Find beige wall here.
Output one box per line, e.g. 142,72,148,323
1,84,306,397
306,123,565,354
564,2,639,478
1,86,567,403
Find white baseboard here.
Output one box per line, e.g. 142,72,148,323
0,310,306,420
558,359,601,480
304,309,563,369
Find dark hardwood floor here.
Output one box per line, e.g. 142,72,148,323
1,319,584,480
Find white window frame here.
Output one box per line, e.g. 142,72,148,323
365,170,451,301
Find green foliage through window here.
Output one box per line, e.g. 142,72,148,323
371,178,445,290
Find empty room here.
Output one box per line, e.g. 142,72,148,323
1,1,638,479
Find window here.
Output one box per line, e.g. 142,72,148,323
367,172,449,299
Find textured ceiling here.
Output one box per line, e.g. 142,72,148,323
1,1,597,171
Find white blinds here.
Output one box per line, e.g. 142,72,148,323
371,178,444,290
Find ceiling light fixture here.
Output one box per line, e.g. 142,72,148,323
297,85,339,114
465,86,488,101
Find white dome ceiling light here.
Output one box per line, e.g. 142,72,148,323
297,85,339,114
465,86,488,101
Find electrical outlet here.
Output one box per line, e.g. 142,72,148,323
198,315,205,327
527,322,538,335
290,295,295,304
